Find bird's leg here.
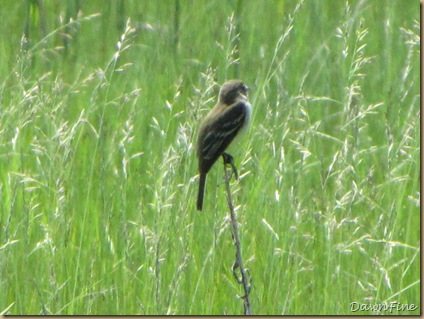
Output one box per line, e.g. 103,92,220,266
222,152,239,180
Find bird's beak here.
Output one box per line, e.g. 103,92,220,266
243,87,250,98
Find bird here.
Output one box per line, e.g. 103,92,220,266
196,79,251,211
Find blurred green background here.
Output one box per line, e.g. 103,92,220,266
0,0,420,315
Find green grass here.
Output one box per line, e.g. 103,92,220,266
0,0,420,315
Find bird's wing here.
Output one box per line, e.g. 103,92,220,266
200,101,247,160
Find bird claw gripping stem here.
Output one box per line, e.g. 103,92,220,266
222,152,239,180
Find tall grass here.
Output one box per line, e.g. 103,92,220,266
0,0,419,315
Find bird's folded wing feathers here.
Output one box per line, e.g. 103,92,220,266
201,102,247,160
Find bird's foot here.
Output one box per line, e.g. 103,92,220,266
222,152,239,180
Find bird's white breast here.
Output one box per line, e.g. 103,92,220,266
243,101,252,127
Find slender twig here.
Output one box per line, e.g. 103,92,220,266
222,157,252,315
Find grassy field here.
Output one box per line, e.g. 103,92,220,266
0,0,420,315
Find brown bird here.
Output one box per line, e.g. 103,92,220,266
196,79,251,211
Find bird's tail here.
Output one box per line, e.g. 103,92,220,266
197,173,206,211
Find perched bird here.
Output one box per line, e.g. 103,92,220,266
196,79,251,211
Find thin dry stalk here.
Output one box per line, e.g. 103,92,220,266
222,159,252,315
